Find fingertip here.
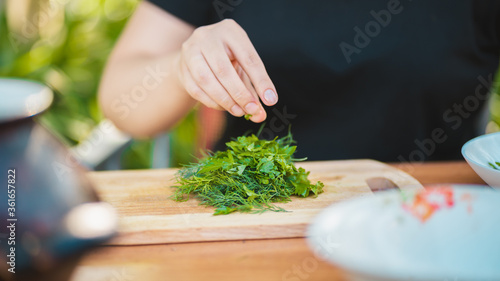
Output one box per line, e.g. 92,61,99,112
244,102,260,115
262,89,278,106
250,109,266,123
231,105,245,116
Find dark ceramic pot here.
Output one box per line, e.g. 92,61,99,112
0,78,116,281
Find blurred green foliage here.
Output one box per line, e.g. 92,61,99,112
0,0,197,168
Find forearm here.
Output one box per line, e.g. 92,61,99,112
99,52,196,138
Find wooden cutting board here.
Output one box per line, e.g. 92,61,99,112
88,159,423,245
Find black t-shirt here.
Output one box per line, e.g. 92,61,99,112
148,0,500,162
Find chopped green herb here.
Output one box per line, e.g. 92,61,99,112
488,162,500,170
172,132,324,215
244,114,252,120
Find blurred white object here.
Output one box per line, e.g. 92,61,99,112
0,78,53,121
70,119,131,169
462,132,500,188
71,119,171,169
307,185,500,281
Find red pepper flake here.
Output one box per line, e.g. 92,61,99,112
403,187,455,223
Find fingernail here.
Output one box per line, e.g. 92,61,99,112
231,105,244,116
264,89,277,104
245,102,260,115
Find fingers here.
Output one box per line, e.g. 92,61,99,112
183,46,245,116
224,25,278,107
240,69,266,122
180,59,223,111
201,40,264,117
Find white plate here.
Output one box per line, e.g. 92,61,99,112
462,132,500,188
307,185,500,281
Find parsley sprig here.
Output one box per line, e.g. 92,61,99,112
172,132,324,215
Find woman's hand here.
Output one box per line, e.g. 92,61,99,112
174,19,278,122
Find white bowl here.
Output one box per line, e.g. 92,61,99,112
307,185,500,281
462,132,500,188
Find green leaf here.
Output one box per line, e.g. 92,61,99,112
214,206,238,215
237,164,246,175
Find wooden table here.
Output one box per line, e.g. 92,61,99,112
70,161,484,281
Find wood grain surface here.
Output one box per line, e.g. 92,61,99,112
88,160,422,245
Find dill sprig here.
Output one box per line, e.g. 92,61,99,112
172,132,324,215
